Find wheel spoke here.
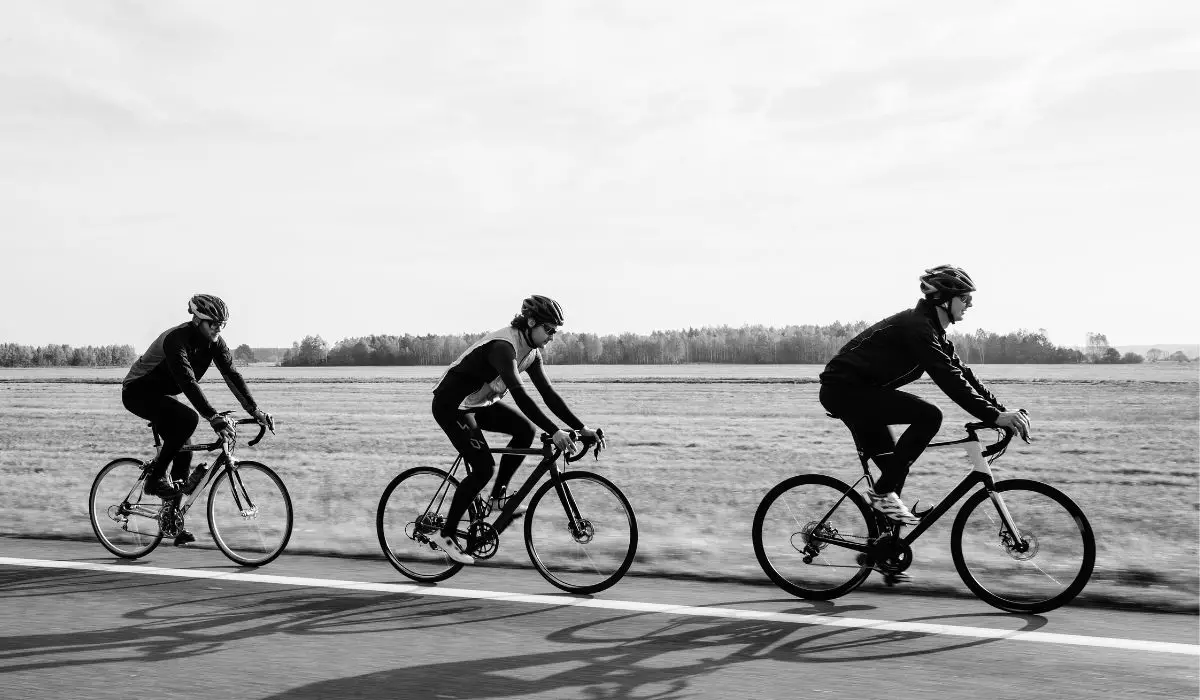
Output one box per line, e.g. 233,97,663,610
952,480,1094,613
89,459,164,559
525,473,637,594
208,462,292,567
753,474,875,600
377,467,464,582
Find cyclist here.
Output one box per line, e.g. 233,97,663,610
121,294,274,545
431,295,600,564
819,265,1030,527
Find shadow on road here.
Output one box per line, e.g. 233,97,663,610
0,568,1049,697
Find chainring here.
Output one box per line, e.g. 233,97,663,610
467,521,499,560
869,533,914,574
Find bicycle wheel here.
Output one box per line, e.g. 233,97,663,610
752,474,877,600
524,472,638,595
377,466,465,583
207,460,293,567
89,458,165,559
951,478,1095,614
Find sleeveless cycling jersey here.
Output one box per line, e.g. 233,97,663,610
433,326,541,410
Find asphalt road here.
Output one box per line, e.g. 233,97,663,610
1,537,1195,700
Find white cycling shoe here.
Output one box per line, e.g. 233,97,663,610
867,490,922,526
438,534,475,565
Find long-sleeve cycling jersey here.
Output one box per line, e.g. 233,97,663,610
122,322,257,419
819,299,1005,422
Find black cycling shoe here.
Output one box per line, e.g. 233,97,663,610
173,530,196,546
144,476,181,499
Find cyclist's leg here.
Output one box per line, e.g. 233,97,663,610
472,403,535,501
431,402,494,538
122,389,197,482
819,385,940,495
883,392,941,495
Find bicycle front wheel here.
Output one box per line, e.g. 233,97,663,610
377,467,465,583
207,461,293,567
89,458,164,559
951,479,1095,614
525,472,638,594
752,474,877,600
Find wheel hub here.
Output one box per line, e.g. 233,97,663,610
1001,529,1038,561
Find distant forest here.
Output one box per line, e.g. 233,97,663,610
274,325,1184,367
0,343,137,368
3,327,1190,369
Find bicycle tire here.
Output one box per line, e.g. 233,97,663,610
524,472,638,595
752,473,877,600
207,460,293,567
377,466,466,583
89,458,165,559
951,478,1095,614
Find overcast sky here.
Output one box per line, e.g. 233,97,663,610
2,1,1197,350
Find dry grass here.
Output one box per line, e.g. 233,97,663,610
1,364,1196,611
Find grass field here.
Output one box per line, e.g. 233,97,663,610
1,363,1196,612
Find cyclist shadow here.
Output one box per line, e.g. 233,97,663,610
260,600,1050,699
0,575,575,676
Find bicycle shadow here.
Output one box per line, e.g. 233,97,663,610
259,599,1050,699
0,574,568,676
0,569,1050,697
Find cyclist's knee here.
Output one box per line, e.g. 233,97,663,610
510,422,536,448
917,403,943,431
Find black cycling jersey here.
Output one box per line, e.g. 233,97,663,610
820,299,1005,422
123,322,257,419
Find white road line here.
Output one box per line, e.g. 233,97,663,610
2,557,1195,656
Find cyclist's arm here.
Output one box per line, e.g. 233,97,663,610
907,326,1003,422
526,356,586,431
163,332,219,419
486,343,560,435
212,337,259,414
953,348,1006,412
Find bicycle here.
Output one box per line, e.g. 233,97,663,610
89,411,293,566
752,416,1095,613
377,429,638,595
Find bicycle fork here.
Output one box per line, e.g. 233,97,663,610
965,441,1026,549
550,472,593,543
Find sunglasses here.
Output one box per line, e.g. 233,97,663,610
204,319,226,331
540,323,558,337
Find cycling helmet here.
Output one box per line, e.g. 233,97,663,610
188,294,230,323
520,295,565,325
919,265,976,301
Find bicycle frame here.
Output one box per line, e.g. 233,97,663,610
137,416,268,518
431,436,596,541
810,424,1022,552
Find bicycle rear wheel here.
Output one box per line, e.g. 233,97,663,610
525,472,637,594
951,479,1095,614
377,466,465,583
89,458,165,559
207,460,293,567
752,474,877,600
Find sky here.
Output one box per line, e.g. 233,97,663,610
2,1,1197,350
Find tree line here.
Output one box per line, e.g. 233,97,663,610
0,343,138,368
277,324,1146,367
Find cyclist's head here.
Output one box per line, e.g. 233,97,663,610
515,295,565,326
188,294,230,324
919,265,976,303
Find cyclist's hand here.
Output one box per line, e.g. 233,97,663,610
253,408,275,432
551,429,574,453
579,426,606,452
209,414,235,441
995,410,1031,443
